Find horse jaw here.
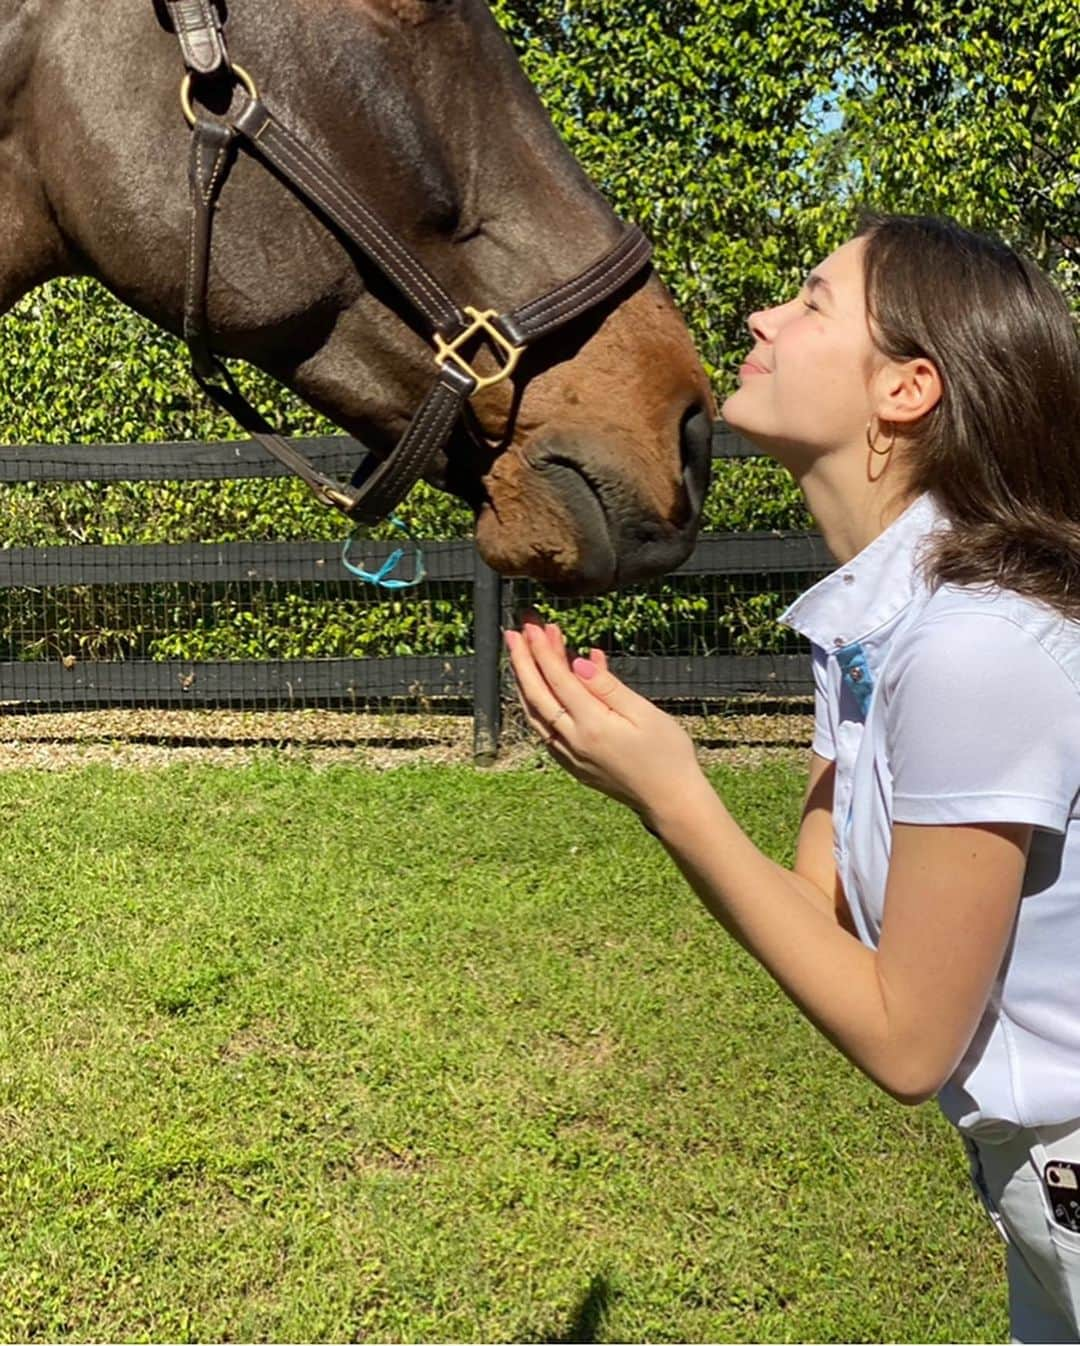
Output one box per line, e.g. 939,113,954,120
269,262,713,596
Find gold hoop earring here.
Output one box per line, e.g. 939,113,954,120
866,417,896,482
865,417,897,456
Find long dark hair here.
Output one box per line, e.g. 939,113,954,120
857,212,1080,619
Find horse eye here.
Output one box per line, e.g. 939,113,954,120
420,201,462,236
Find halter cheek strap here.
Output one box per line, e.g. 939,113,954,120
166,19,654,525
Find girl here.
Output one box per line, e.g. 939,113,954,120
505,214,1080,1344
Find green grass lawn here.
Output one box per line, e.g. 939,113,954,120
0,760,1005,1343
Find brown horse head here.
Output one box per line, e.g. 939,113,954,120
3,0,714,595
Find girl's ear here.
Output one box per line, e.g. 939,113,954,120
875,355,943,427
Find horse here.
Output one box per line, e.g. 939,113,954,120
0,0,715,596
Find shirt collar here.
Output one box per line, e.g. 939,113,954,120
779,492,949,651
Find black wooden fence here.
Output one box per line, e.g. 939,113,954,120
0,428,831,760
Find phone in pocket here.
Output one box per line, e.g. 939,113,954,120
1043,1160,1080,1234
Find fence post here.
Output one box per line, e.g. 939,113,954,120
472,555,502,765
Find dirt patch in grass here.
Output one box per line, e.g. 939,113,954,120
218,1021,317,1066
536,1029,621,1076
0,704,813,771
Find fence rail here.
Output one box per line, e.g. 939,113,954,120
0,428,830,758
0,539,479,588
0,658,475,706
0,430,771,480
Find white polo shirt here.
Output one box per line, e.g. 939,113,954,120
780,493,1080,1135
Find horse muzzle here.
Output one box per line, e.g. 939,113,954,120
486,406,712,597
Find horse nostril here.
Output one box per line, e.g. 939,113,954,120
679,404,713,521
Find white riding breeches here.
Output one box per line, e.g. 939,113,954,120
965,1120,1080,1344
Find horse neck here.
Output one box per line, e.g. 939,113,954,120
0,2,74,312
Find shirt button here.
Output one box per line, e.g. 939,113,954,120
833,637,845,647
842,573,855,585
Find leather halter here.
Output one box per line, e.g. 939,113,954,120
162,0,654,524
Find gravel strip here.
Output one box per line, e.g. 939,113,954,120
0,706,813,772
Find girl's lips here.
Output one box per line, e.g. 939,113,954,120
738,362,769,376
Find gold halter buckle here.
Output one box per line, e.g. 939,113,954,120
434,307,525,394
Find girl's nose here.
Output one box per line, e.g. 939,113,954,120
748,297,796,345
748,307,777,344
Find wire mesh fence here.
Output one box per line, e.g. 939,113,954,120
0,435,830,763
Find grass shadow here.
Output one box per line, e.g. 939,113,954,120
546,1273,613,1344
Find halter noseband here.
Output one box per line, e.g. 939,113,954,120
162,0,654,524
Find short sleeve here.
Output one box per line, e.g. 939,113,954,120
810,643,836,762
885,613,1080,832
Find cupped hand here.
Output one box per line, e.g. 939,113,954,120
503,614,706,827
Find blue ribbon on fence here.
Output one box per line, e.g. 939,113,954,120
341,515,427,590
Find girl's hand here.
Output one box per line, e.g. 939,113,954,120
503,614,706,828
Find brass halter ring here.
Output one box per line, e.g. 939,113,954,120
180,63,259,127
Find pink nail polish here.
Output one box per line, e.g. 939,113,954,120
573,658,597,681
